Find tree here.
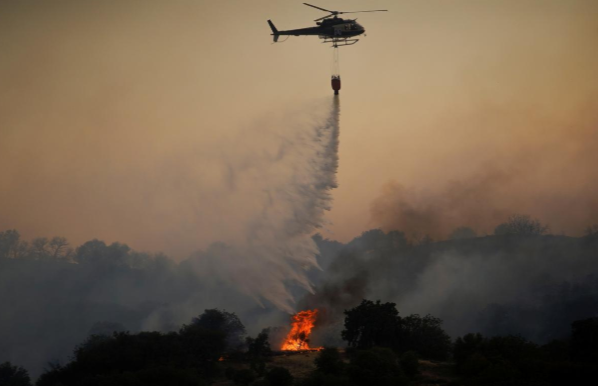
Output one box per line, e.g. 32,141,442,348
400,314,452,360
192,309,246,351
494,214,548,236
454,333,485,372
49,236,72,260
449,227,477,240
0,230,23,259
0,362,32,386
30,237,50,260
38,329,226,386
342,300,401,349
74,240,130,266
246,328,272,359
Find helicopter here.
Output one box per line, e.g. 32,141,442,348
267,3,387,47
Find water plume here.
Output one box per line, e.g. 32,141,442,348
184,98,341,313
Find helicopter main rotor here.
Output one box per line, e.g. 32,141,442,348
303,2,388,22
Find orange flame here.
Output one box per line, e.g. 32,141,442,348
281,309,320,351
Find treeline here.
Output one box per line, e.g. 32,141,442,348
0,229,169,267
4,303,598,386
307,215,598,344
0,229,267,378
2,214,598,378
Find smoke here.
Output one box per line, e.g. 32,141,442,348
370,107,598,239
305,230,598,347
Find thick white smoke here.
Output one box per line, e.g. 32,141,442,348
182,98,341,314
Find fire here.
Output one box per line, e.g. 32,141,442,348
281,309,321,351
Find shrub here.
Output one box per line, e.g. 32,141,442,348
571,317,598,363
297,372,353,386
250,359,267,376
315,347,344,375
232,369,256,385
265,366,293,386
348,347,406,386
224,367,236,380
400,351,419,377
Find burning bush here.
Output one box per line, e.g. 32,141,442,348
281,309,321,351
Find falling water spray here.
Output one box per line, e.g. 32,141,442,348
185,98,341,314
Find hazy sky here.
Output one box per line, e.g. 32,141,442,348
1,0,597,256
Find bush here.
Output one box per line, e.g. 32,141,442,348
315,347,344,375
97,366,208,386
265,366,294,386
400,351,419,377
232,369,256,385
348,347,406,386
224,367,236,380
571,317,598,363
250,359,267,376
297,372,353,386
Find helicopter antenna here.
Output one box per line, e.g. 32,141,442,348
303,3,388,21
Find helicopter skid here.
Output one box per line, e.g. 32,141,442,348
322,37,359,47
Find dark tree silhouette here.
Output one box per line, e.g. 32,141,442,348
0,362,31,386
0,230,27,259
571,317,598,363
494,214,549,235
246,328,272,359
74,239,130,266
265,366,293,386
192,309,246,351
400,314,452,360
342,300,401,349
348,347,406,386
342,300,451,359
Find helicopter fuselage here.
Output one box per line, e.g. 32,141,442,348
270,18,364,40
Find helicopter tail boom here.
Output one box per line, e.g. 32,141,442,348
267,20,280,42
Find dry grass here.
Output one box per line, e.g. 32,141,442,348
213,353,461,386
269,350,320,379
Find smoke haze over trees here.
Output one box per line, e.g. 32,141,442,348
3,214,598,377
303,219,598,347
